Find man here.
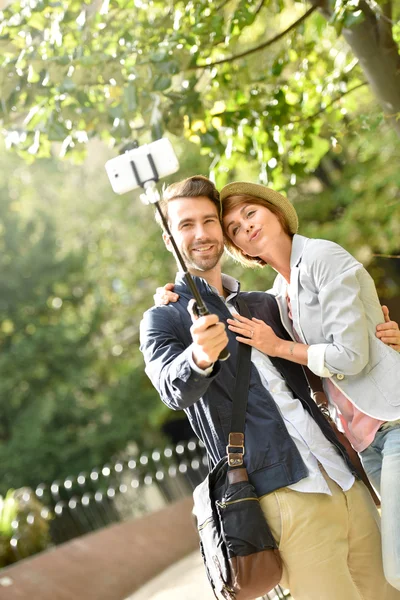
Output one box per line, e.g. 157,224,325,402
140,175,400,600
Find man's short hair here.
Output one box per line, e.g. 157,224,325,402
155,175,221,229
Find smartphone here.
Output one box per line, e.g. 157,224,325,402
105,138,180,195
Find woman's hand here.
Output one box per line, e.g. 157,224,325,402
153,283,179,306
227,314,282,356
376,305,400,351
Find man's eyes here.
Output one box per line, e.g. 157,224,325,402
180,218,217,228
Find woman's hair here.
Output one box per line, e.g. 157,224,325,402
222,194,292,268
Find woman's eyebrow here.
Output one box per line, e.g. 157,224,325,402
225,205,248,231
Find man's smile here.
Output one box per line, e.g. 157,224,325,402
192,244,215,253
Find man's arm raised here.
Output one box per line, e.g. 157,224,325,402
140,306,228,411
190,312,228,370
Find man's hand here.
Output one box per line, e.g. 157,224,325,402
376,305,400,351
154,283,179,306
191,314,228,370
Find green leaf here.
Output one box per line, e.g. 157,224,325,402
343,10,365,29
153,75,171,91
47,122,68,141
158,60,180,75
150,51,168,63
124,82,137,111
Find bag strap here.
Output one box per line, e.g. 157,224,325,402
227,296,253,468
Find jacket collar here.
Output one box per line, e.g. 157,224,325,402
174,271,240,299
290,234,310,268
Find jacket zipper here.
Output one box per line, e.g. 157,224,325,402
216,497,259,509
198,498,259,530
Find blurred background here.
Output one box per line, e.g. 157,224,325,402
0,0,399,584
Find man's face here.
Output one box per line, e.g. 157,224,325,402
163,196,224,273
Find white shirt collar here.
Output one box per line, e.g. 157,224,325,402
290,234,309,268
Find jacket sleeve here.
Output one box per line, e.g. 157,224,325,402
139,307,221,410
306,241,370,377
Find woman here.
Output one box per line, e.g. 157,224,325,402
219,181,400,590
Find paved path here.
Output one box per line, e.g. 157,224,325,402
125,551,214,600
126,551,290,600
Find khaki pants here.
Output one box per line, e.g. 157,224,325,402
260,472,400,600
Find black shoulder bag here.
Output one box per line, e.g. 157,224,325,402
192,297,282,600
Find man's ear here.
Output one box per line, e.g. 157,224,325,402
162,231,173,253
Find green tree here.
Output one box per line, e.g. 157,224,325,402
0,0,399,167
0,488,51,567
0,182,163,493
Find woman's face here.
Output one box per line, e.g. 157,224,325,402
223,202,284,257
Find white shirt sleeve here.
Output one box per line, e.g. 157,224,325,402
307,344,334,377
188,351,214,377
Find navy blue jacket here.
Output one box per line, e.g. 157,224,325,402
140,273,356,497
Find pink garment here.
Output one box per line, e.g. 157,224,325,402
286,293,383,452
324,379,383,452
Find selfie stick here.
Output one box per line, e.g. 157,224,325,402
131,158,229,362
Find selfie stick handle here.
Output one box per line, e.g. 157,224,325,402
141,180,229,362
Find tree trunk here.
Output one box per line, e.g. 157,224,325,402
314,0,400,137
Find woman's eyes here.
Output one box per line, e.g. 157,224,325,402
232,210,256,235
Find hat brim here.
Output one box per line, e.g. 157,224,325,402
220,182,298,234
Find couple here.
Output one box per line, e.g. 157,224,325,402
140,175,400,599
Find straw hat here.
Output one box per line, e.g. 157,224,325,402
220,182,299,234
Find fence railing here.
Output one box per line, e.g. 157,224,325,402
6,438,291,599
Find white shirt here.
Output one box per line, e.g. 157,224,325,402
250,346,354,494
190,274,354,495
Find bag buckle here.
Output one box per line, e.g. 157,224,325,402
227,432,245,467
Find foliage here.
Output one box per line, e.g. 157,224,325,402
1,0,398,177
0,487,51,567
0,174,167,494
224,118,400,296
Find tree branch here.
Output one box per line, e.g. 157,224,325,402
254,0,267,18
190,5,319,69
372,253,400,259
376,0,395,47
214,0,231,11
293,81,368,123
381,0,392,22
